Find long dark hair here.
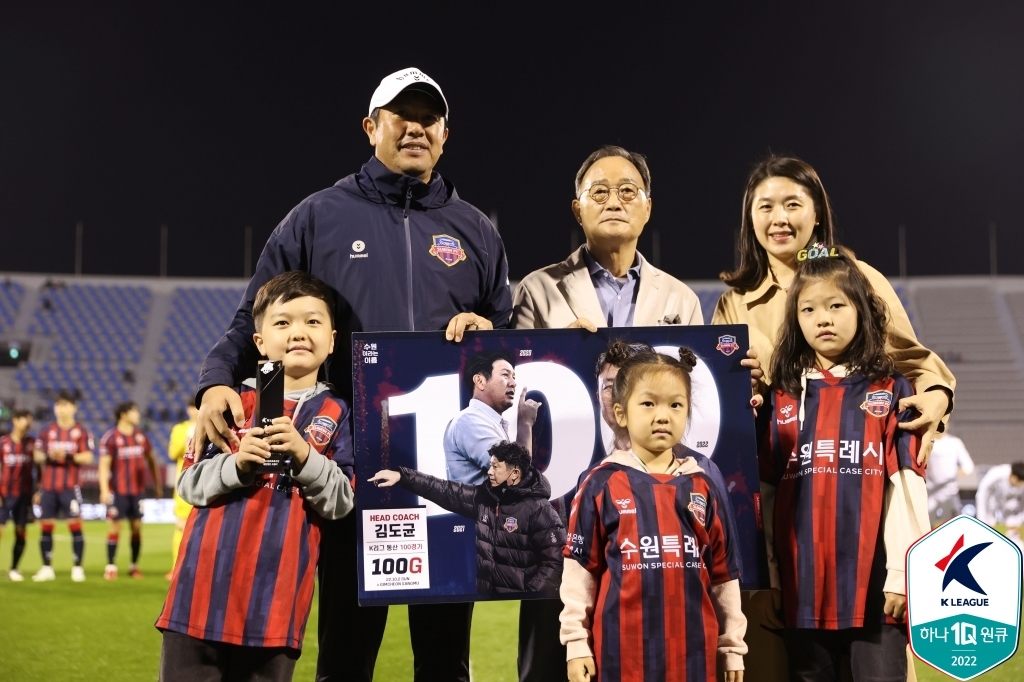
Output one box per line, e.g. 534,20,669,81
770,245,894,396
720,155,838,292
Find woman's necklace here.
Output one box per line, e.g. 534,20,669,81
769,264,794,291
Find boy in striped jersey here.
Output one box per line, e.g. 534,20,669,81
156,271,355,682
32,390,94,582
1,409,38,581
99,401,164,579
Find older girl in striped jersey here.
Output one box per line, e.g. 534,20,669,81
759,245,929,682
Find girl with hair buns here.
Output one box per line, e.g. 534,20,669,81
560,344,746,682
759,246,928,682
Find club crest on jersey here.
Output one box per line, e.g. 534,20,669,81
428,234,468,267
504,516,518,532
716,335,739,356
860,390,893,417
304,416,337,448
687,493,708,527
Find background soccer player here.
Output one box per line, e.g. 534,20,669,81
99,401,163,579
0,408,37,581
31,389,94,582
165,403,197,579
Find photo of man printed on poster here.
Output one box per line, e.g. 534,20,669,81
442,350,541,485
371,440,565,597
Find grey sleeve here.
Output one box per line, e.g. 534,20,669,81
291,445,355,520
176,452,255,506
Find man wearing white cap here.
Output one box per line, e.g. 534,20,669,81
193,67,511,682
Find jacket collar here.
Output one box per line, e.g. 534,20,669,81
343,155,454,208
737,274,780,307
558,245,661,327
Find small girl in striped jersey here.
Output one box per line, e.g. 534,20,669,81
561,343,746,682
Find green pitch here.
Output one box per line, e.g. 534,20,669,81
0,520,1019,681
0,520,519,681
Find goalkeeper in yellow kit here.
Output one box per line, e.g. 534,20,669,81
165,405,198,579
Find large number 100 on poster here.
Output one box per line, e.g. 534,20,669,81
352,326,767,606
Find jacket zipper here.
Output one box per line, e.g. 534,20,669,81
403,188,415,331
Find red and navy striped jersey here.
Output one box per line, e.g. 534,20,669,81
759,372,924,630
35,423,93,493
0,434,37,498
99,427,152,496
156,385,353,650
565,463,740,682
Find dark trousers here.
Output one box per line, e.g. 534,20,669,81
518,598,568,682
159,631,299,682
783,625,908,682
315,514,474,682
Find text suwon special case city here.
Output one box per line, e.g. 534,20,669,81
351,326,766,606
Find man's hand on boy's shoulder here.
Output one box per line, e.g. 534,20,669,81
262,417,312,469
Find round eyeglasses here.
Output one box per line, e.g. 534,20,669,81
581,183,646,204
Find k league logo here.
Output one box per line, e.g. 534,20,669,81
906,515,1022,680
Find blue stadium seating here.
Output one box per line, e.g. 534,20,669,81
30,284,150,361
0,279,24,333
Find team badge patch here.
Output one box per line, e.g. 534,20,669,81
716,335,739,356
860,390,893,417
504,516,518,532
687,493,708,527
428,234,468,267
304,416,337,448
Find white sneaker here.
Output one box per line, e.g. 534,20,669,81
104,564,118,581
32,565,56,582
8,569,24,582
71,566,86,582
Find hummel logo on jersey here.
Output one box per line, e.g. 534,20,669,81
937,534,992,595
350,239,369,259
615,498,636,514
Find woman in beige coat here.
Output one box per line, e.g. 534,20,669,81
713,154,954,682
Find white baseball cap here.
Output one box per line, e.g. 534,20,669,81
367,67,448,118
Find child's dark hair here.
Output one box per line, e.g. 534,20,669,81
488,440,531,473
611,342,699,407
252,271,336,331
594,340,654,377
770,245,894,396
114,401,137,422
11,408,32,420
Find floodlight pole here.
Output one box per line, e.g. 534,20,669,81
74,221,83,276
160,224,168,278
898,224,907,279
989,222,997,277
244,225,253,279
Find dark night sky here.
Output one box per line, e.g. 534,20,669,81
2,2,1023,282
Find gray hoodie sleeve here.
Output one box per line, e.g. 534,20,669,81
291,445,354,520
176,451,255,506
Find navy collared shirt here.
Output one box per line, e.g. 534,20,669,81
581,247,642,327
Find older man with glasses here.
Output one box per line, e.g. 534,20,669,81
512,145,703,332
510,145,705,682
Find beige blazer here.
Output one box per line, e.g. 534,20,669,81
511,246,703,329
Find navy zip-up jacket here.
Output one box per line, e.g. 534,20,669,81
198,156,512,402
